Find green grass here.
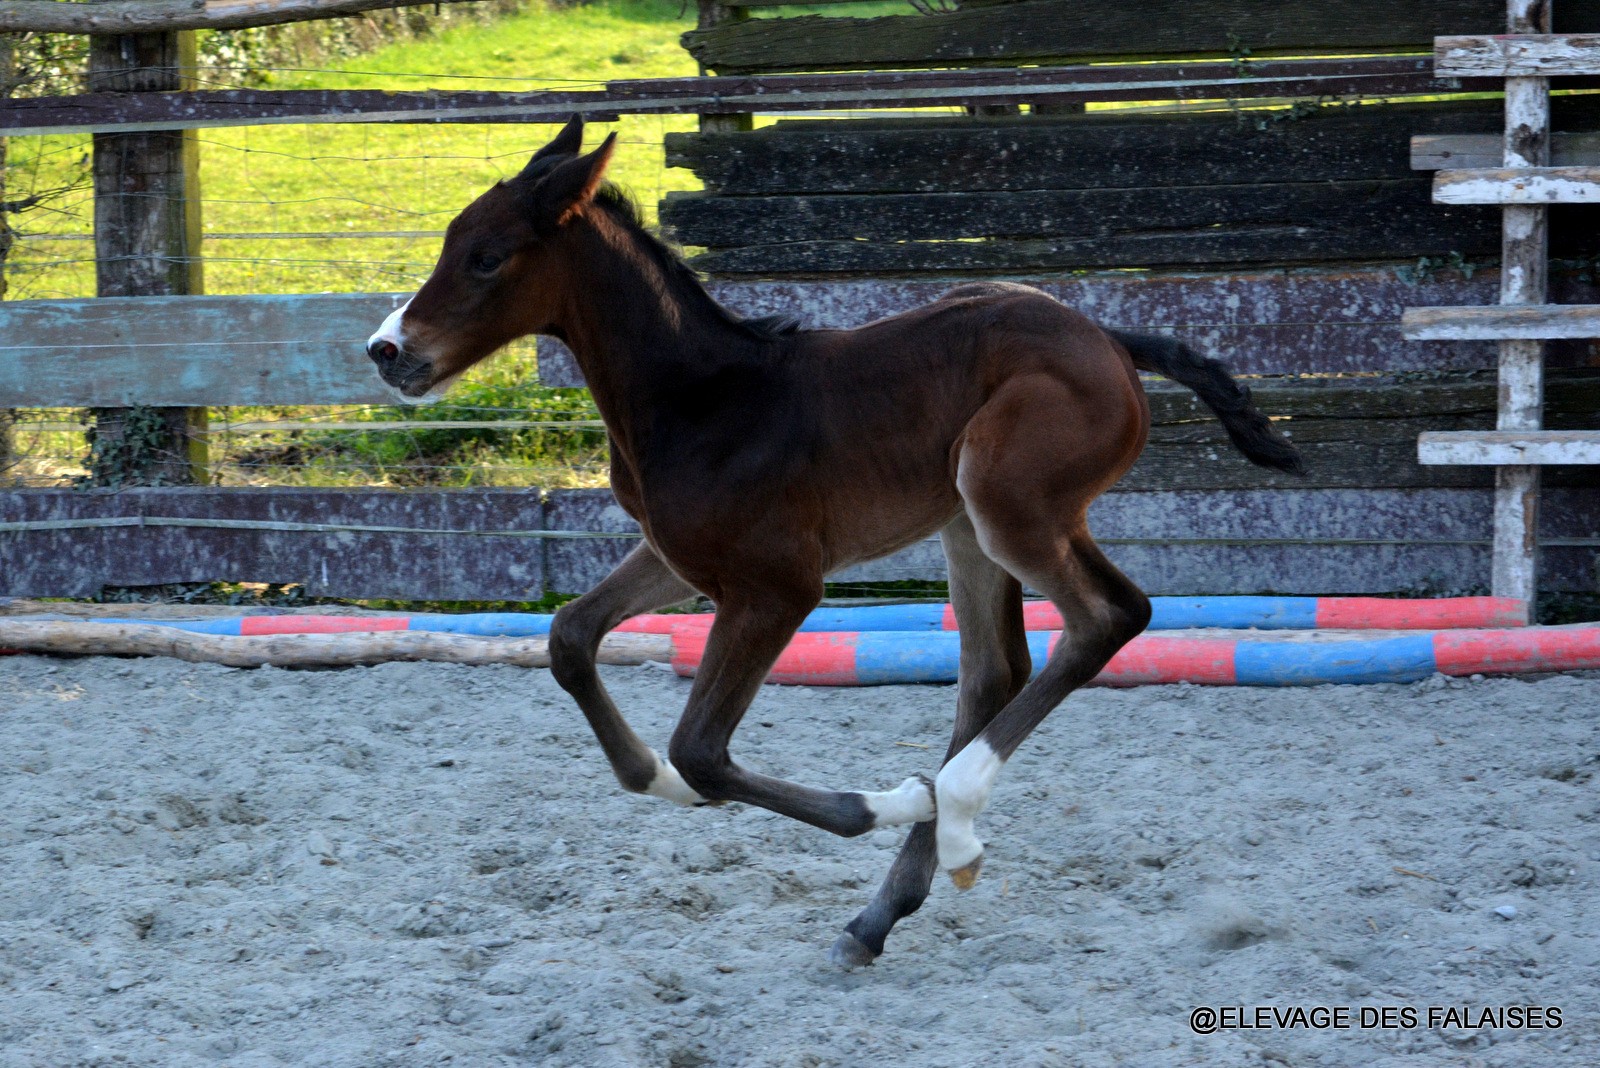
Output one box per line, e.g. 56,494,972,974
9,0,704,298
4,0,705,487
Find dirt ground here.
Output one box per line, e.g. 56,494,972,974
1,654,1596,1067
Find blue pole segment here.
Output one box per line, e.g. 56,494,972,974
798,604,947,632
1234,634,1437,686
1147,597,1319,630
405,613,553,636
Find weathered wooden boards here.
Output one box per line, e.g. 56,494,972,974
0,58,1486,138
1434,165,1600,201
0,293,406,406
1437,32,1600,75
0,0,488,35
0,489,547,600
663,102,1600,273
0,86,617,137
670,103,1531,195
1420,430,1600,464
538,270,1600,387
668,182,1496,274
1403,303,1600,338
682,0,1600,74
1413,131,1600,168
1405,0,1600,614
5,479,1598,598
0,620,669,669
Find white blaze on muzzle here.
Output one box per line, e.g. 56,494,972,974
367,297,412,354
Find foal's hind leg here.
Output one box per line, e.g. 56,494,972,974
831,513,1029,968
934,378,1151,887
548,543,708,805
936,530,1148,886
667,583,937,837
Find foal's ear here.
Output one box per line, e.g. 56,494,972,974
517,114,585,180
534,132,618,224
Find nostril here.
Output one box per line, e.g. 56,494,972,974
367,338,399,365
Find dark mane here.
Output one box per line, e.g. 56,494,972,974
590,183,801,343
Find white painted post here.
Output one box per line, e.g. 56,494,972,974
1493,0,1552,619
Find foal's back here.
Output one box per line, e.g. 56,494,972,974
795,283,1146,469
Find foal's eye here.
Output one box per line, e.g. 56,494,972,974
469,251,504,275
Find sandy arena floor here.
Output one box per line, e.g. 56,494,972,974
1,654,1596,1067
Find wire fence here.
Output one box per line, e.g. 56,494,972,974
0,72,708,487
0,34,1499,492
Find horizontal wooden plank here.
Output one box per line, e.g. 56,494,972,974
667,100,1538,195
538,270,1600,386
0,0,488,34
0,59,1478,137
1434,166,1600,203
4,486,1597,597
683,0,1600,74
0,489,545,600
213,420,606,433
663,180,1479,254
540,486,1600,595
688,225,1523,274
1402,304,1600,339
1412,131,1600,169
1126,374,1600,492
0,294,406,407
1436,33,1600,77
538,364,1600,491
1419,430,1600,465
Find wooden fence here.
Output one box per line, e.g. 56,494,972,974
3,1,1599,604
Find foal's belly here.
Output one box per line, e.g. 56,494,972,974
819,486,964,576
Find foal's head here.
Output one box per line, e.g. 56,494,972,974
365,116,616,399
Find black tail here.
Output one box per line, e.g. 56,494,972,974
1108,329,1305,476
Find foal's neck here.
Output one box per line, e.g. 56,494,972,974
554,211,756,424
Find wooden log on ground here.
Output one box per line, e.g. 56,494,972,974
0,621,672,669
0,599,408,619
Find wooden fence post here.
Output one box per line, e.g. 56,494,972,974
696,0,751,134
1494,0,1551,617
1,31,15,485
87,29,207,486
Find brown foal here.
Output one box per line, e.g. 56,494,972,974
366,118,1303,966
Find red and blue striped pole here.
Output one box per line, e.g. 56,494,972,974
82,596,1527,638
671,625,1600,687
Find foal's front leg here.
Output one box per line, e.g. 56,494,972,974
548,543,709,806
668,592,936,837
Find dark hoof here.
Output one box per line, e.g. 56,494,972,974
828,932,878,970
